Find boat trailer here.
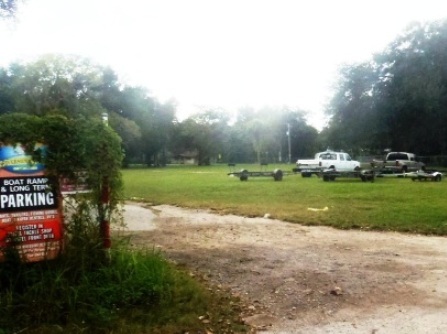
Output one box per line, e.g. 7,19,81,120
228,164,285,181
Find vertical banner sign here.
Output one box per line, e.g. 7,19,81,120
0,144,63,262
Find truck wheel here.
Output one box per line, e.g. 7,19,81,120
273,169,283,181
401,166,408,173
323,175,330,182
240,169,248,181
435,174,442,182
361,171,374,182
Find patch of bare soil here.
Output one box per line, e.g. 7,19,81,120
122,203,447,334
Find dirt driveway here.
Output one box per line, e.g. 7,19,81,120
122,203,447,334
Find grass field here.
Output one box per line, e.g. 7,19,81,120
122,164,447,235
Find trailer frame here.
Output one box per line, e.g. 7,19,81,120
228,164,285,181
319,168,375,182
408,170,443,182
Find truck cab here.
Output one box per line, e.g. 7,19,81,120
295,150,361,176
318,151,360,171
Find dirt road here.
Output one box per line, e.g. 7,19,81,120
122,203,447,334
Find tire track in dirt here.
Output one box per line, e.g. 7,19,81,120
122,203,447,333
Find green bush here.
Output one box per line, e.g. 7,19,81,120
0,243,248,333
0,114,249,333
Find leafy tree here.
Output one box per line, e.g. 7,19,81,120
0,68,14,114
289,114,319,160
1,55,158,166
225,107,257,163
99,84,153,165
254,107,288,163
231,106,318,163
137,99,176,166
0,113,123,257
108,112,141,167
225,125,255,163
373,21,447,154
192,109,230,163
326,19,447,155
0,0,19,18
264,106,318,162
324,62,378,153
99,81,176,166
1,53,322,167
243,118,269,164
171,110,229,165
8,55,108,118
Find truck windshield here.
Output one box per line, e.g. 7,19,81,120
388,153,408,160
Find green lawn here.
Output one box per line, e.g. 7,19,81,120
122,164,447,235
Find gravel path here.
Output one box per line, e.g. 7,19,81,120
122,203,447,334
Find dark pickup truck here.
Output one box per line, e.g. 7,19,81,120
371,152,425,173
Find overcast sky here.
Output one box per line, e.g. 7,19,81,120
1,0,447,129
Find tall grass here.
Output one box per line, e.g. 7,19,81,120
123,164,447,235
0,243,247,333
0,194,249,334
0,248,166,333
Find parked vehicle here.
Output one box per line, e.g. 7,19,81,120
408,170,442,182
371,152,424,174
294,150,361,177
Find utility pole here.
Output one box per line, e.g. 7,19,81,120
287,123,291,163
100,112,111,257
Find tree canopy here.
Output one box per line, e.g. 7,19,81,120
325,19,447,156
0,113,123,207
0,0,19,18
4,18,447,166
0,55,319,164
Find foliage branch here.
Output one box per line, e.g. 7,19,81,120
0,0,19,18
0,113,124,250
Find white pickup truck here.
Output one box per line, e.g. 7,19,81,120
294,150,361,177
